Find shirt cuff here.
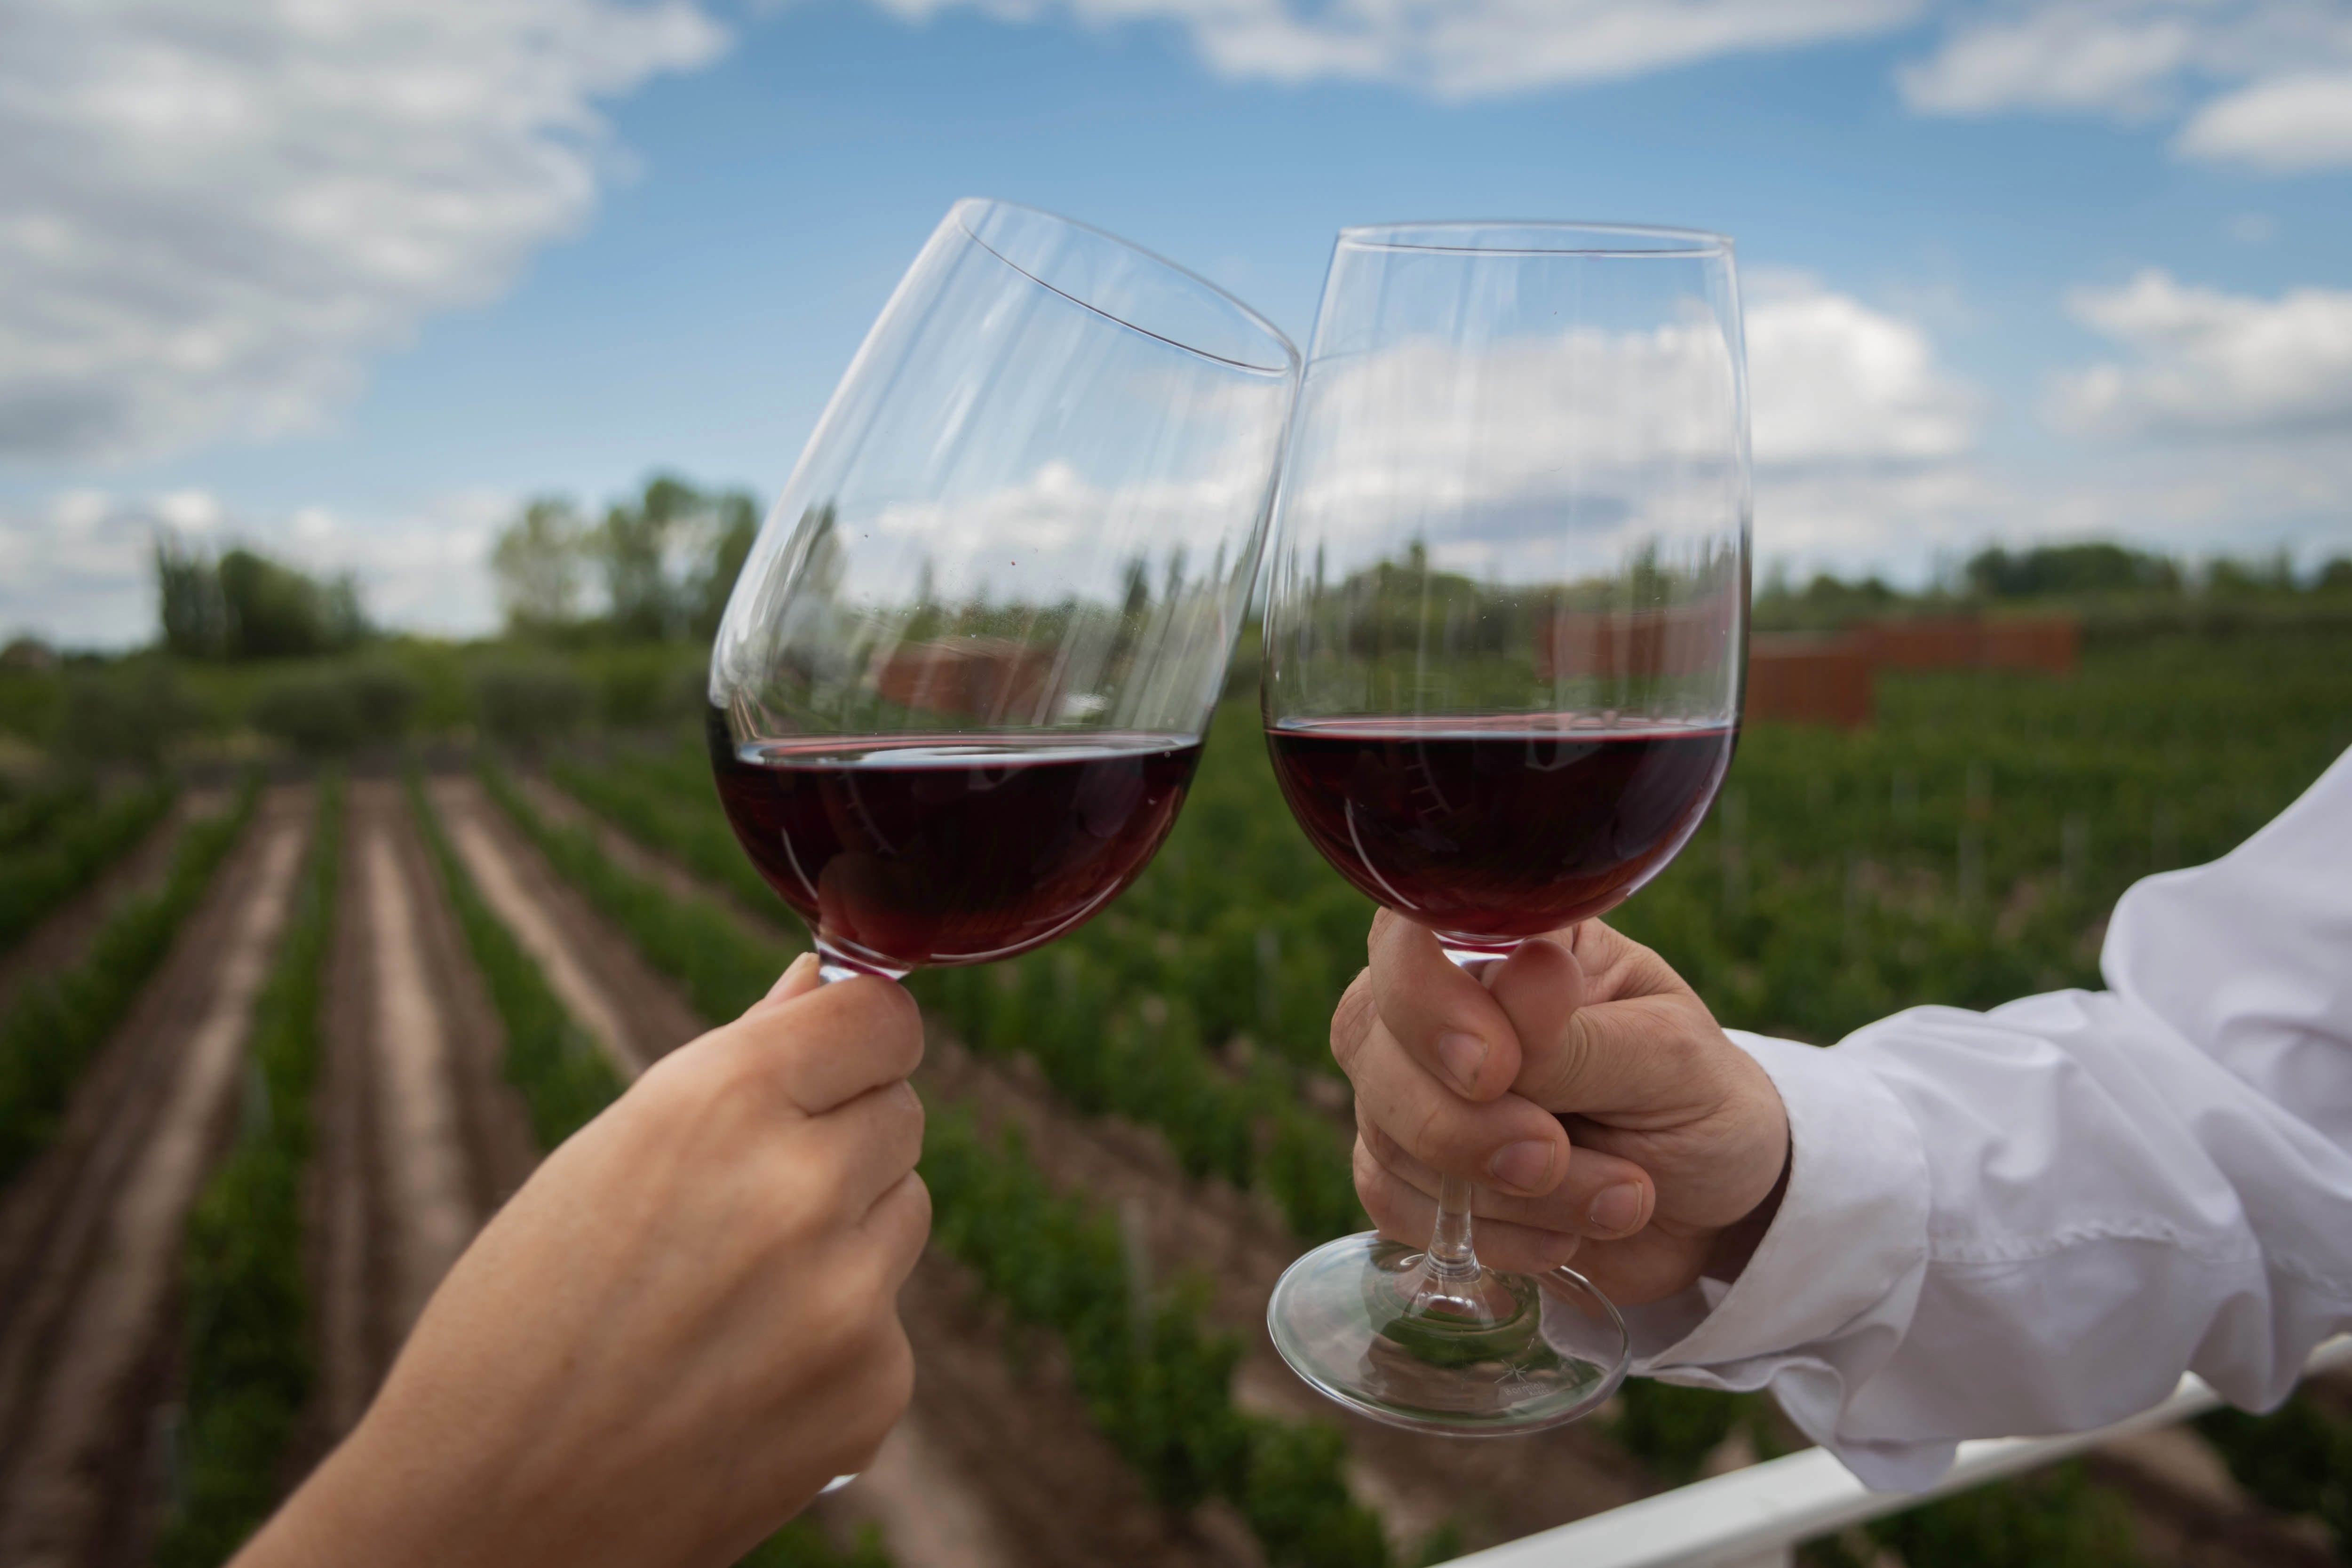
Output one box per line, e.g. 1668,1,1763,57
1631,1030,1930,1373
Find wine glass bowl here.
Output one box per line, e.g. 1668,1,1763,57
708,199,1299,981
1262,221,1750,1431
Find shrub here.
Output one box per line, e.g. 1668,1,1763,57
472,659,590,748
56,660,202,771
249,671,363,755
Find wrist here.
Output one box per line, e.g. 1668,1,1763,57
1701,1131,1790,1285
233,1412,504,1568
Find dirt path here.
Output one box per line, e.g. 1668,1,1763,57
0,788,310,1568
515,769,801,943
433,776,703,1075
305,782,541,1457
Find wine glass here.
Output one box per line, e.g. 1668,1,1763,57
707,199,1299,987
1261,222,1748,1433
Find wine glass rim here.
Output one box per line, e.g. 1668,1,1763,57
1336,219,1732,256
953,197,1301,376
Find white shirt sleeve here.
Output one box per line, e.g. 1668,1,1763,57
1621,745,2352,1492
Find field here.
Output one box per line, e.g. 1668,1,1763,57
0,622,2348,1568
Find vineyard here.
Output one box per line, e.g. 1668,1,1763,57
0,619,2348,1568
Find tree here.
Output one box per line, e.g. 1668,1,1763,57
156,535,229,658
596,476,697,641
153,539,365,660
491,499,588,635
1965,542,2179,599
689,491,761,639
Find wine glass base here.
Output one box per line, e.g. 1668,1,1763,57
1267,1232,1631,1435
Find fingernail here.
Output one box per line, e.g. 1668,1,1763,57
767,952,819,998
1489,1139,1554,1194
1589,1183,1645,1235
1436,1032,1487,1094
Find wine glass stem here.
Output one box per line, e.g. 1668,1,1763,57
1428,1172,1481,1281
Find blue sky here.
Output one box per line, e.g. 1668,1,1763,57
5,0,2350,644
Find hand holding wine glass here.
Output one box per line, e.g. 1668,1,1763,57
1263,221,1750,1432
1337,910,1790,1303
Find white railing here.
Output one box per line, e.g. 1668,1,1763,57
1442,1338,2352,1568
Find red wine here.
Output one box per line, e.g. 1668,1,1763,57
709,712,1200,973
1266,718,1734,948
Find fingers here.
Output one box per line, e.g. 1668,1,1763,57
1353,1141,1587,1277
1357,1114,1654,1239
789,1080,926,1219
729,973,925,1116
752,951,823,1012
1365,909,1523,1100
861,1170,932,1294
1339,994,1570,1195
1486,932,1721,1119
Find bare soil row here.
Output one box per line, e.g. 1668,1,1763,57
0,788,309,1568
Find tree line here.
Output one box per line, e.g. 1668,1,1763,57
490,475,758,644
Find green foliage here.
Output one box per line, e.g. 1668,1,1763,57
56,659,203,770
1609,630,2352,1045
548,751,784,918
0,777,81,853
493,498,591,636
1864,1460,2142,1568
153,781,342,1568
2197,1395,2352,1556
0,777,175,953
924,1111,1397,1567
491,474,760,645
246,661,419,755
1609,1381,1750,1486
157,539,366,660
472,658,592,748
0,779,256,1184
479,761,803,1025
1966,542,2181,599
735,1522,891,1568
408,772,624,1148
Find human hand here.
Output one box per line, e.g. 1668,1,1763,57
1335,911,1788,1306
239,955,929,1568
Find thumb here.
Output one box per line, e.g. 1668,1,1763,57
751,951,824,1015
1488,937,1700,1116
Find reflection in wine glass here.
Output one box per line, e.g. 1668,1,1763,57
1262,221,1750,1433
707,200,1300,985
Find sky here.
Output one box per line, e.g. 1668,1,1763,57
3,0,2349,647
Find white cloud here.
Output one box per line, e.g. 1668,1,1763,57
1264,275,1979,585
0,0,728,465
1747,277,1982,465
1899,1,2352,171
875,0,1921,97
0,487,510,648
2050,269,2352,436
2178,70,2352,170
